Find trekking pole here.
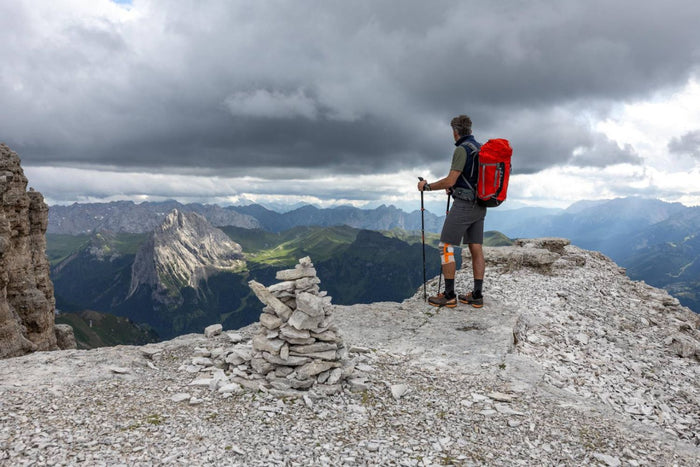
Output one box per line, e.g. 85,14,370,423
437,192,451,296
418,177,427,301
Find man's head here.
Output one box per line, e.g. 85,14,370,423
450,115,472,139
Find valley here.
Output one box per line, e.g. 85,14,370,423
48,216,463,344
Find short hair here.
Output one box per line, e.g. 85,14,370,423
451,115,472,136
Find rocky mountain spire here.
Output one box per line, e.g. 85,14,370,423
0,144,63,358
128,209,245,304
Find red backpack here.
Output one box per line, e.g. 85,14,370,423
463,138,512,207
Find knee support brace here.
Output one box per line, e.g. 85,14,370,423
438,242,455,265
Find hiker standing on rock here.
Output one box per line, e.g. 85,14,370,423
417,115,485,308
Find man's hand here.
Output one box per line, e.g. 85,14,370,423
417,179,429,191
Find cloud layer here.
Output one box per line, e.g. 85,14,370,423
2,0,700,206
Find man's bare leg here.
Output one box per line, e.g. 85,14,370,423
468,243,485,280
442,261,456,281
460,243,485,307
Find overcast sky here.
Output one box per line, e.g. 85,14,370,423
2,0,700,213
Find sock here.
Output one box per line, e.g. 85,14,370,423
473,279,483,297
445,279,455,298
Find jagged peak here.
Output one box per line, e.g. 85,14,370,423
128,210,245,300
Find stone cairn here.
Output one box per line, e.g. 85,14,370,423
179,257,354,399
243,256,353,396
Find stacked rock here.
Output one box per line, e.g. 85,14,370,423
244,256,353,396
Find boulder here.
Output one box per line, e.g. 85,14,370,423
54,324,77,350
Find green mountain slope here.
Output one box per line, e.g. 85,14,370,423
55,310,159,349
625,231,700,313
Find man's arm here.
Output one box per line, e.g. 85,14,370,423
417,170,461,191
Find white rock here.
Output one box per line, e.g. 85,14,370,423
289,350,337,361
276,266,317,281
487,392,514,403
310,330,340,342
193,347,211,358
494,404,525,416
189,378,213,387
171,393,191,403
252,334,285,354
225,332,245,343
326,368,343,385
192,357,213,367
574,332,589,345
279,325,311,340
297,360,340,378
218,383,244,395
260,313,282,330
268,281,296,293
204,324,223,338
141,347,163,359
391,384,410,400
280,343,289,360
288,309,324,330
592,453,621,467
248,280,293,320
303,394,314,409
262,352,310,366
347,377,369,392
289,342,338,354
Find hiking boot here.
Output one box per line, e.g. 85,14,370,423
428,292,457,308
458,291,483,308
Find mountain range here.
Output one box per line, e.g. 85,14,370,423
49,197,700,314
48,211,461,341
48,200,444,235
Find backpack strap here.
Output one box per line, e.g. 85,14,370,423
460,142,480,192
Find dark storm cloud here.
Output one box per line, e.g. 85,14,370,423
669,130,700,159
1,0,699,178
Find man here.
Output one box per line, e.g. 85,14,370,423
417,115,486,308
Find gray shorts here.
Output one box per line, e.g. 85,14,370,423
439,199,487,245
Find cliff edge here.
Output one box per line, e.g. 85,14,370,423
0,144,60,358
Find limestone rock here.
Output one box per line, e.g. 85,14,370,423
0,144,57,358
513,237,571,255
204,324,223,338
248,280,293,320
463,238,566,272
297,360,340,379
280,325,310,340
288,309,324,330
252,335,284,355
127,210,245,306
668,334,700,359
261,352,309,366
260,313,282,330
296,291,325,317
391,383,410,400
54,324,77,350
289,342,338,354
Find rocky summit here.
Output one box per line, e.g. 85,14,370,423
0,239,699,465
127,209,245,304
0,144,73,358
